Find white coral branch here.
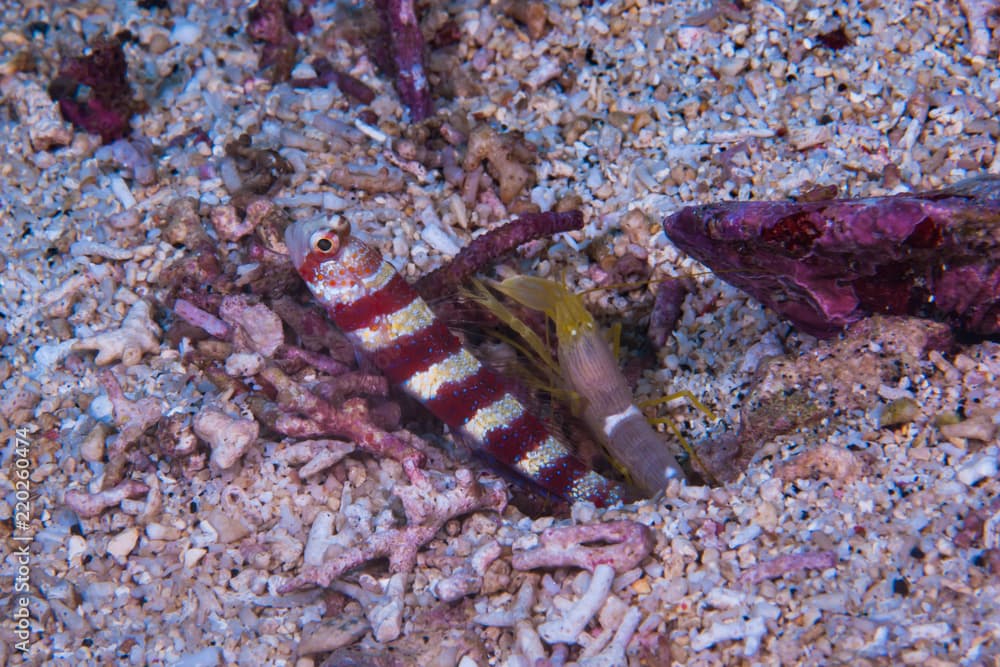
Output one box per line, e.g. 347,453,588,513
280,469,506,592
537,564,616,645
193,406,260,470
73,300,161,366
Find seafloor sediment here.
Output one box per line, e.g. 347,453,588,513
1,0,998,665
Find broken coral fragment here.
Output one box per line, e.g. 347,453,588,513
218,296,284,356
47,36,142,143
281,469,506,591
739,550,837,585
193,406,260,470
372,0,433,121
65,479,150,519
99,371,164,461
290,57,376,104
263,365,427,471
537,564,616,645
647,277,690,349
73,300,161,365
331,574,407,643
512,520,654,573
247,0,313,82
463,126,536,205
663,175,1000,336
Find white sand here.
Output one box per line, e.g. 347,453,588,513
1,0,998,664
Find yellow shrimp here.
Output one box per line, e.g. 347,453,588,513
470,275,715,497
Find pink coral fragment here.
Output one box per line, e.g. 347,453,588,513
219,296,284,356
740,550,837,585
264,366,425,471
65,479,150,518
280,469,506,591
174,298,231,339
99,371,163,459
512,520,654,573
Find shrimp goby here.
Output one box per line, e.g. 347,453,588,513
285,217,633,506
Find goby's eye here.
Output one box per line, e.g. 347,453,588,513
310,231,338,254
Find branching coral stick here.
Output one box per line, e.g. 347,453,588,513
373,0,433,121
260,365,426,474
73,300,161,366
280,469,506,591
537,563,616,644
512,520,654,573
740,550,837,585
414,210,584,300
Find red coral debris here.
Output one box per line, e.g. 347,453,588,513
290,57,376,104
648,277,690,348
248,0,314,82
48,36,143,143
372,0,434,121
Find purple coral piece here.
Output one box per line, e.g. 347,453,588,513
291,57,376,104
663,176,1000,336
648,278,689,348
373,0,433,121
740,550,837,585
49,37,137,143
174,298,231,339
511,520,654,573
248,0,313,82
415,210,584,300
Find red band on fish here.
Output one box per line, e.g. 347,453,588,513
426,367,508,428
374,321,462,385
333,273,416,332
